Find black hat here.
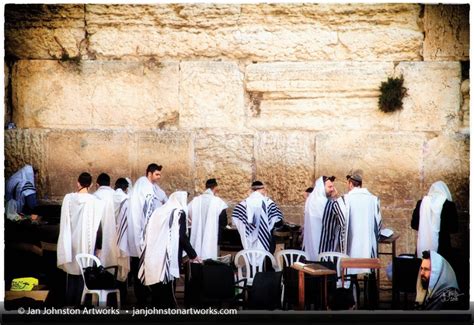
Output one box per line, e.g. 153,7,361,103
205,178,218,188
251,180,265,191
305,187,314,193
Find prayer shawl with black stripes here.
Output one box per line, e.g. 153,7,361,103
127,176,163,258
57,193,104,275
303,177,327,261
188,188,228,260
114,187,130,258
138,191,187,286
232,191,283,256
94,186,130,282
415,250,460,310
6,165,36,217
345,187,382,275
319,196,348,254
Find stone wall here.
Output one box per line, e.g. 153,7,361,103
4,3,469,256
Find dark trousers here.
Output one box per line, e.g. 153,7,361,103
65,274,84,307
150,280,177,309
130,256,151,306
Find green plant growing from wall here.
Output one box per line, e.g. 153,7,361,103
378,76,407,113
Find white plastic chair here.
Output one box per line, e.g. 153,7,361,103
75,253,121,308
234,249,280,286
274,249,308,308
275,249,308,270
315,252,349,280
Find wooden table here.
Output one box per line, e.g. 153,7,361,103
340,258,383,308
291,263,336,310
378,233,400,305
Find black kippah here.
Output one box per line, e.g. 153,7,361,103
205,178,218,188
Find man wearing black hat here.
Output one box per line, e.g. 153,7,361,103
232,180,284,254
187,178,229,260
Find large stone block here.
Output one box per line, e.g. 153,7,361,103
315,132,425,209
423,4,469,61
12,60,179,129
255,132,315,205
5,129,48,198
422,134,470,212
46,130,134,200
179,62,245,130
395,62,461,133
194,132,254,204
5,4,86,59
245,62,396,131
134,131,194,196
84,4,422,61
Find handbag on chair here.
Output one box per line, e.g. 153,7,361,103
83,265,117,289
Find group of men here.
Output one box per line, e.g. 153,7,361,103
5,163,463,310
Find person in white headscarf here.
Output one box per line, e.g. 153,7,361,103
128,163,168,306
57,172,105,306
5,164,38,218
303,175,339,260
415,250,462,310
188,178,228,260
232,181,284,258
411,181,458,264
94,173,131,304
138,191,200,308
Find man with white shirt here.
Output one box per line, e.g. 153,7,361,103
188,178,228,260
344,170,382,308
57,172,104,306
128,163,167,306
94,173,130,303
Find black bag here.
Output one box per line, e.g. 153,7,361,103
83,265,117,289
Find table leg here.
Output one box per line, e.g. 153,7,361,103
298,270,305,310
323,275,328,310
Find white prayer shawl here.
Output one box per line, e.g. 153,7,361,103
303,177,328,261
415,250,459,307
346,187,382,275
417,181,452,259
138,191,187,286
188,189,228,260
127,176,161,257
94,186,129,282
6,165,36,215
232,191,283,265
57,193,104,275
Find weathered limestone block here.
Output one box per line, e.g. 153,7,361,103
194,132,254,204
134,131,194,196
5,4,86,59
395,62,461,133
255,132,315,205
12,60,179,129
5,63,10,126
46,130,134,200
5,129,48,198
245,62,395,131
461,79,470,129
179,62,245,130
423,4,469,61
315,132,425,209
422,134,470,211
381,208,418,256
85,4,422,61
280,205,305,226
